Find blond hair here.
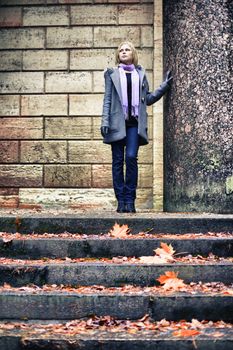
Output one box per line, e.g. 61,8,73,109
115,41,138,66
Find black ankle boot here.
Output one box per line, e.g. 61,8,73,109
117,201,125,213
125,202,136,213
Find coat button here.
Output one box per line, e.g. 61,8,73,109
141,97,145,103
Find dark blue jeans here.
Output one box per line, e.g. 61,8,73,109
111,126,139,203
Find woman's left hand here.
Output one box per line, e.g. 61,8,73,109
165,71,173,86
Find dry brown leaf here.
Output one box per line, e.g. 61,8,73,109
157,271,178,284
139,255,169,264
222,289,233,295
2,236,13,243
173,329,201,337
109,223,131,238
157,271,186,291
154,243,175,262
211,331,224,338
139,242,176,264
191,319,205,329
155,242,175,257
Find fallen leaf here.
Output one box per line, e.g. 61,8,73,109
222,289,233,295
191,319,205,329
154,242,175,260
173,329,201,337
211,331,224,337
139,242,176,264
109,223,131,238
157,271,186,291
2,236,13,243
139,255,169,264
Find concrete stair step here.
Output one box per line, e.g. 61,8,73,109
0,321,232,350
0,262,233,287
0,289,232,321
1,236,233,258
1,215,233,234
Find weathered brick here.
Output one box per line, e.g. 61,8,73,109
92,164,112,188
19,188,116,209
94,0,108,3
70,49,115,70
118,4,153,25
23,50,68,70
0,141,19,163
44,165,91,187
21,95,67,116
0,95,20,116
69,94,103,116
93,71,104,93
0,51,22,71
0,188,19,196
0,194,19,208
153,146,163,167
45,72,92,93
147,117,153,139
45,117,92,139
69,141,111,163
0,118,43,139
71,5,117,25
108,0,139,3
0,72,44,94
23,6,69,26
0,0,45,4
48,0,92,3
138,164,153,187
136,188,153,208
20,141,67,163
138,144,152,163
47,27,92,48
138,49,153,70
0,165,43,187
0,7,22,27
141,26,153,47
94,26,140,47
0,187,19,207
93,117,102,139
0,28,45,49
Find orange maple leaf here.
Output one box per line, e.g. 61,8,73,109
157,271,186,291
173,329,201,337
154,242,175,261
139,242,176,264
109,223,131,238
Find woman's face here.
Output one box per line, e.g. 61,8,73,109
118,44,133,65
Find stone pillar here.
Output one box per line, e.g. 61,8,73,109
163,0,232,213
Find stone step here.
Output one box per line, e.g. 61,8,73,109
0,262,233,287
0,324,232,350
1,215,233,234
0,291,232,321
0,236,233,258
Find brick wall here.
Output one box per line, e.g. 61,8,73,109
0,0,155,210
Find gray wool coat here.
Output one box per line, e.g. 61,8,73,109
101,65,169,146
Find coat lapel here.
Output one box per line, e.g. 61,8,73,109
110,69,123,105
136,66,145,90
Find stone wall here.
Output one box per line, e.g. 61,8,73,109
163,0,232,213
0,0,155,210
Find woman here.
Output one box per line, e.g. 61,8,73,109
101,41,172,213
